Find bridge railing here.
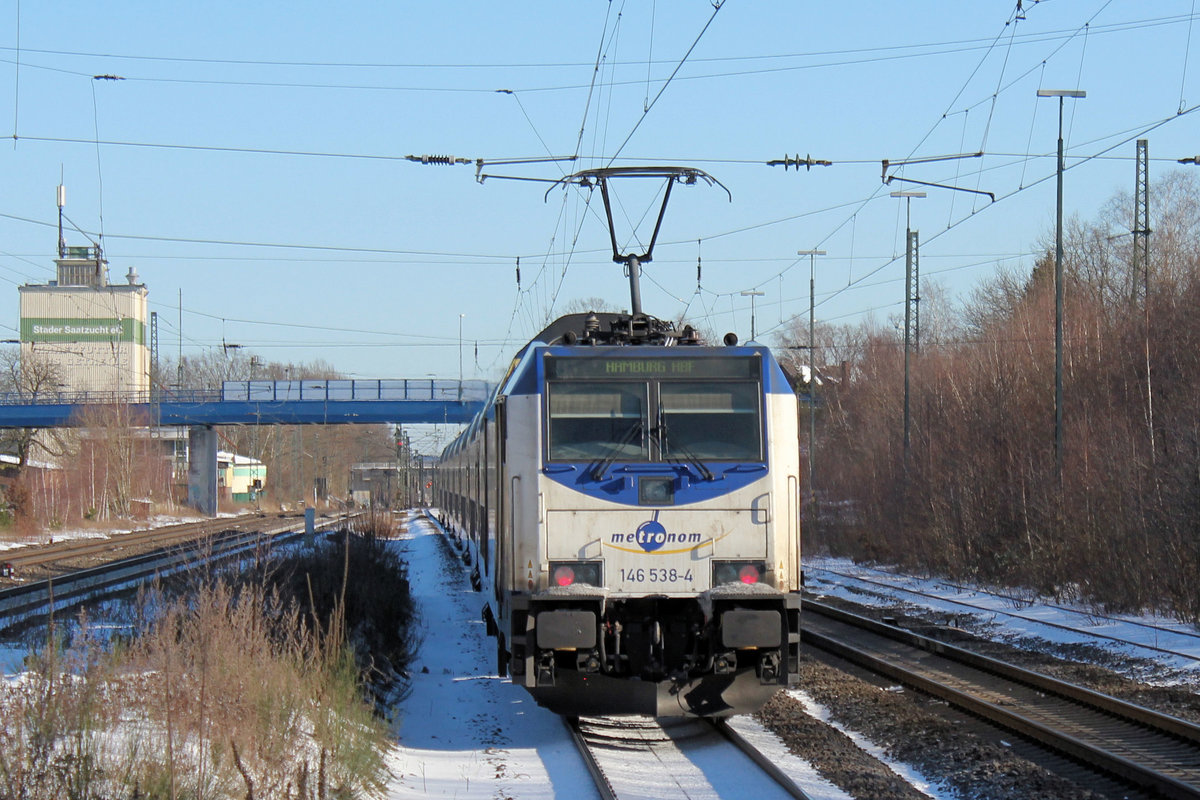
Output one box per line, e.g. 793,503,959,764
0,389,172,406
0,379,492,407
219,379,492,402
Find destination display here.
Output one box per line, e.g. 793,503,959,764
545,354,758,380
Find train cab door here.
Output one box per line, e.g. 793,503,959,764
493,397,508,604
481,417,490,574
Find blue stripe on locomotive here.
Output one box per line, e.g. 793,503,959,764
504,344,793,397
503,344,789,506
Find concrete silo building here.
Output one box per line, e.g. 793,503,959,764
18,245,150,398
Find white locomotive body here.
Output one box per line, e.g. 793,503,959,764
437,313,800,717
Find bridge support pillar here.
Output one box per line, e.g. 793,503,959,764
187,425,219,516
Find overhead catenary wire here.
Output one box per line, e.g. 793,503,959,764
696,96,1197,339
6,132,1175,179
708,9,1182,335
605,0,725,167
0,14,1192,72
0,112,1183,278
2,13,1193,96
751,100,1200,342
1181,0,1197,112
6,5,1198,367
10,0,18,144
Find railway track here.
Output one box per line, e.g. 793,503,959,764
565,714,811,800
802,598,1200,799
806,563,1200,664
0,513,323,579
0,512,357,633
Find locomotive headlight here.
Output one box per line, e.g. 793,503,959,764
550,561,602,588
712,560,767,586
638,476,675,506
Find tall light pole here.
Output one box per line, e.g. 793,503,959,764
797,249,826,528
740,290,765,341
458,313,466,400
1037,88,1085,485
458,313,465,383
890,190,925,462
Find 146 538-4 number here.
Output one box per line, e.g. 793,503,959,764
619,567,694,584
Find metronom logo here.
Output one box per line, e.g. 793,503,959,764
609,518,702,553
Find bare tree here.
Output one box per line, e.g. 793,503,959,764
162,351,395,507
0,347,69,468
560,296,622,315
811,169,1200,620
68,402,164,519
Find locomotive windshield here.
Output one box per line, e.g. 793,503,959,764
659,382,761,460
545,355,763,463
547,381,648,461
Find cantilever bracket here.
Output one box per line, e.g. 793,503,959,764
885,174,995,203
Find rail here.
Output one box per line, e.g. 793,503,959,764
802,599,1200,799
566,715,811,800
0,513,355,632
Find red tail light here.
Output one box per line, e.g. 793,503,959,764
548,561,602,588
713,560,768,587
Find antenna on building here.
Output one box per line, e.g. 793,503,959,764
56,180,66,259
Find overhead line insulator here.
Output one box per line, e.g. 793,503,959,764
405,154,472,166
767,154,832,171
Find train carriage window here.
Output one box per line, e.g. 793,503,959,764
659,382,762,461
548,382,648,461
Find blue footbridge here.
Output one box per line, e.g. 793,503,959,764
0,378,489,428
0,379,489,515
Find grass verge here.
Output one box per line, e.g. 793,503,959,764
0,512,417,799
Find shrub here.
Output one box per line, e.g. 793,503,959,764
0,530,415,798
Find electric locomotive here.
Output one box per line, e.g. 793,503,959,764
436,310,801,717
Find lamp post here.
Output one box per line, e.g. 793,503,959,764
739,290,765,341
890,191,925,461
797,249,826,528
1037,88,1086,484
458,313,466,396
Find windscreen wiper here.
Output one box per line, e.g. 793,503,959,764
589,421,644,481
665,440,716,482
657,405,715,481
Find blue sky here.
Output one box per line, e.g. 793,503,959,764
0,1,1196,385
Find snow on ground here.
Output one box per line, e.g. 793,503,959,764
791,691,951,800
0,511,245,552
805,556,1200,685
723,716,856,800
5,508,1139,798
386,514,866,800
385,513,597,799
0,640,27,676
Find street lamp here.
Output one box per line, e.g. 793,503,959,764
890,190,925,461
739,290,765,340
797,249,826,528
1037,88,1086,484
458,313,466,387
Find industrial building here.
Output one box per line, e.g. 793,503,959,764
18,245,150,397
218,451,266,503
9,200,267,515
